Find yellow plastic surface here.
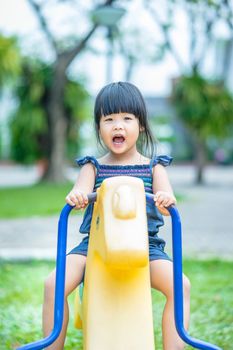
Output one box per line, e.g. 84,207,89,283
74,176,155,349
74,285,83,329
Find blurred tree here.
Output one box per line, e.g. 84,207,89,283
116,27,166,81
0,34,21,159
0,35,21,89
10,59,90,169
144,0,233,183
24,0,117,182
144,0,233,74
172,74,233,183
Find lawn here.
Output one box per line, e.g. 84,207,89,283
0,183,75,218
0,183,184,219
0,259,232,350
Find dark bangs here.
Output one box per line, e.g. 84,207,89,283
94,82,147,126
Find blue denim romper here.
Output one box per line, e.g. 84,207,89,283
68,155,172,262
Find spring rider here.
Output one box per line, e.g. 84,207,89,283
17,176,222,350
74,176,154,349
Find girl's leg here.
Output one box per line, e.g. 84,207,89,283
42,254,86,350
150,259,191,350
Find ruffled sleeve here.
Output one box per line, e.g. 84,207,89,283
150,155,173,170
76,156,99,170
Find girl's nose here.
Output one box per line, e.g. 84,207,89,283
113,121,124,130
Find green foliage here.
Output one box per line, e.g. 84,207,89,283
0,259,232,349
9,58,90,164
10,108,48,164
0,133,2,159
151,115,175,143
0,35,21,88
64,78,91,160
10,60,50,163
172,74,233,140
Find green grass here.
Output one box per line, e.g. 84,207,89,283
0,259,232,350
0,183,75,218
0,183,184,219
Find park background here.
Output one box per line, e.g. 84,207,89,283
0,0,233,349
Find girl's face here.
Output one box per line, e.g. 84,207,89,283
99,113,141,155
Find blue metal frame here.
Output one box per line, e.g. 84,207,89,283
17,193,222,350
17,204,73,350
168,205,222,350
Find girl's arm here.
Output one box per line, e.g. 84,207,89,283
65,163,96,209
152,164,176,216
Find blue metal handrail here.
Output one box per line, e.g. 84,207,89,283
17,204,73,350
17,193,222,350
146,194,222,350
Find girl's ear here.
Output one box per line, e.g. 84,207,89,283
139,125,145,132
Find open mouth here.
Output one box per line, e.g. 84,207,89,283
112,136,125,144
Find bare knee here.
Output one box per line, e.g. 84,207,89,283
169,275,191,300
183,275,191,299
163,274,191,301
44,272,56,301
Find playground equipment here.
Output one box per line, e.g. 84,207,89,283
17,176,222,350
74,176,154,349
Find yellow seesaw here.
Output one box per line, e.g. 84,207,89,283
74,176,155,350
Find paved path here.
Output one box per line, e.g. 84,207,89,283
0,164,232,260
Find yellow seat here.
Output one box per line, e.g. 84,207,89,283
74,176,155,350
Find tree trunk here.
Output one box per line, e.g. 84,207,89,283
41,60,67,183
26,0,115,183
194,136,206,185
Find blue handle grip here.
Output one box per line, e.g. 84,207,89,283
17,193,222,350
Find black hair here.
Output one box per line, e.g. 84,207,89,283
94,81,156,157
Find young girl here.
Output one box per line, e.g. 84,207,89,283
43,82,190,350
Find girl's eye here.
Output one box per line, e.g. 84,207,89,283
105,118,113,122
124,116,132,120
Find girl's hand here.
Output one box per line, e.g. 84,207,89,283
154,191,176,216
65,189,89,210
